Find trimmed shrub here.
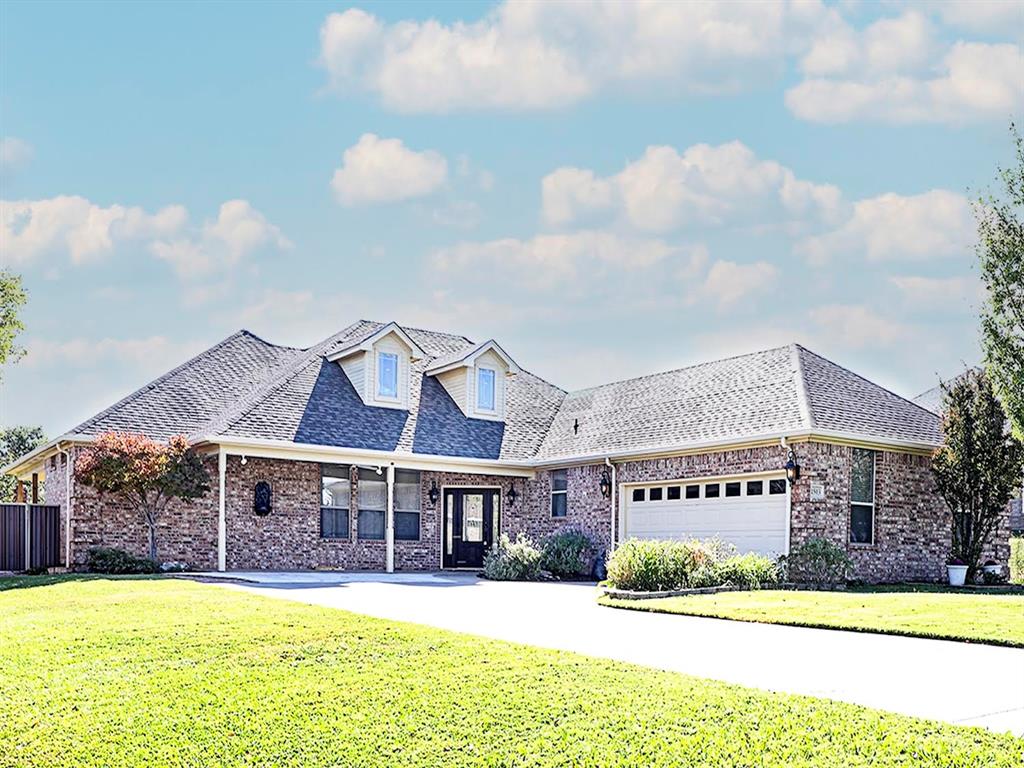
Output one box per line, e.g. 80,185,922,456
482,534,542,581
540,529,593,578
716,553,780,590
86,546,159,575
605,539,721,592
780,538,853,586
1011,537,1024,585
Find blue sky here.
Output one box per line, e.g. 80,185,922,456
2,0,1022,436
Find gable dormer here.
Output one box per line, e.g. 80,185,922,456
327,322,424,410
425,340,520,422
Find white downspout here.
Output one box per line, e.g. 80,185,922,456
605,457,616,554
217,449,227,572
385,463,395,573
56,442,72,569
781,437,792,555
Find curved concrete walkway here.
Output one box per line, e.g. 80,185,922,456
194,571,1024,735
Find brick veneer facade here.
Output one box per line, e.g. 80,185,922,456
55,441,1010,581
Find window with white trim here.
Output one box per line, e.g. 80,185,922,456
377,352,398,399
320,464,350,539
551,469,567,517
477,367,496,412
394,469,421,541
357,468,386,540
850,448,875,544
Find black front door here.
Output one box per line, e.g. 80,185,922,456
443,489,498,568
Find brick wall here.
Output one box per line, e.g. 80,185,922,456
61,441,1010,581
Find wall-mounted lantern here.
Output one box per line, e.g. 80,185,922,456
507,483,519,506
428,480,440,507
253,481,272,516
785,449,801,485
599,470,612,498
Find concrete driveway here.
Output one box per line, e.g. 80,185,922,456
195,571,1024,735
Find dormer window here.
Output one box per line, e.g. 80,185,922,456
477,368,496,412
377,352,399,399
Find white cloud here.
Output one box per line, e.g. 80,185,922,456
889,275,982,309
150,200,291,278
929,1,1024,37
796,189,975,265
317,2,796,113
23,336,206,369
0,137,33,173
331,133,448,206
0,195,187,265
702,260,778,308
788,11,1024,125
431,230,709,301
542,141,843,232
807,304,912,349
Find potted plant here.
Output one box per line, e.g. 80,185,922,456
982,559,1002,578
947,556,968,586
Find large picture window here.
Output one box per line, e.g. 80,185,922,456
377,352,398,399
358,468,386,540
850,448,875,544
551,469,567,517
394,469,421,541
320,464,350,539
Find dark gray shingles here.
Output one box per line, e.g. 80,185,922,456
535,345,806,460
71,331,303,440
797,346,941,445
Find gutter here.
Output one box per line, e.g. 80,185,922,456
605,457,617,554
1,434,91,478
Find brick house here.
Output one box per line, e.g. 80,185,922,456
5,320,1012,580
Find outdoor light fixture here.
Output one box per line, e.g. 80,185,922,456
785,448,801,485
375,465,383,476
428,481,440,507
599,470,612,498
240,455,247,466
507,484,519,506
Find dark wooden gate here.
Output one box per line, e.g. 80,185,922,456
0,504,61,571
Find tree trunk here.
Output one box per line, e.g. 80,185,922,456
147,521,157,563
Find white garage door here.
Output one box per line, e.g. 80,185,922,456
623,475,789,557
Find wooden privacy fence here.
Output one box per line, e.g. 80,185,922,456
0,504,61,571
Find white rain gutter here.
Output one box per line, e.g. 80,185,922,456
55,441,73,568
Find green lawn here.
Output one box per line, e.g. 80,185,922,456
599,585,1024,646
1,580,1021,767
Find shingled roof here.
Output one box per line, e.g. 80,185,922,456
56,324,940,467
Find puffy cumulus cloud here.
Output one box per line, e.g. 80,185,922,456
0,195,187,265
331,133,448,205
317,2,797,112
0,137,33,173
542,141,843,232
788,7,1023,124
150,199,291,278
701,260,778,308
796,189,974,265
0,195,289,282
928,0,1024,37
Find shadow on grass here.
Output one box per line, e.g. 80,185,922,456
851,583,1024,596
0,574,166,592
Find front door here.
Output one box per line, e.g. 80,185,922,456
443,489,499,568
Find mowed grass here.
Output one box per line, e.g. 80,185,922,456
1,580,1021,768
599,585,1024,647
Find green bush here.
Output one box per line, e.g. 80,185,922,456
780,538,853,586
605,539,722,592
86,546,159,575
1011,537,1024,585
540,530,593,578
716,553,780,590
482,534,542,581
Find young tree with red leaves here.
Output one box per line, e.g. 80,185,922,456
75,432,211,563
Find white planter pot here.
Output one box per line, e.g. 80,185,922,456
947,565,968,586
983,564,1002,577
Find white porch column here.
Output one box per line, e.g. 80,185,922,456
217,449,227,572
385,463,395,573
